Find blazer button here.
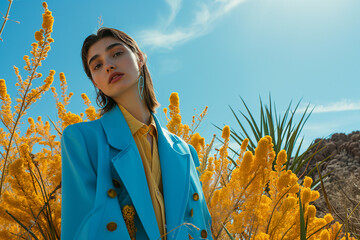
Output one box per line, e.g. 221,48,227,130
107,189,117,198
112,179,121,188
190,208,194,217
201,229,208,238
193,193,199,201
107,222,117,231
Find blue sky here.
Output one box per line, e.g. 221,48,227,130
1,0,359,154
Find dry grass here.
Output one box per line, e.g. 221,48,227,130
315,172,360,238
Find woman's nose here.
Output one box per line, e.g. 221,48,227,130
105,60,116,73
106,66,115,73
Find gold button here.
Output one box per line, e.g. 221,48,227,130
193,193,199,201
112,179,121,188
201,229,208,238
190,208,194,217
106,222,117,231
107,189,117,198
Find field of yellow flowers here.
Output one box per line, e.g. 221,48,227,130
0,2,356,240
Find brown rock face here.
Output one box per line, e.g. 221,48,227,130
305,131,360,181
303,131,360,230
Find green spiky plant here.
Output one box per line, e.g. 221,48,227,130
214,95,329,184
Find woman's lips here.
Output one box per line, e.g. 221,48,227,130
109,73,124,84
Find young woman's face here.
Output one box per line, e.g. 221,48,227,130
87,37,142,100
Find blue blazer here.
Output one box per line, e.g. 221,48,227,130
61,105,212,240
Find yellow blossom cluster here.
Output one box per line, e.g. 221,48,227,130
0,0,56,197
0,79,13,127
163,92,208,143
163,92,213,177
0,116,61,239
166,95,356,240
0,2,61,239
81,93,100,121
51,72,100,130
0,3,105,238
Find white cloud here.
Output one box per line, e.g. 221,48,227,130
164,0,182,27
299,99,360,113
137,0,246,49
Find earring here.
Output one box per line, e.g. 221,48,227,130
103,96,108,107
138,75,144,100
98,90,108,107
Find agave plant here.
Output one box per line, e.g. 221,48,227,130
214,95,328,182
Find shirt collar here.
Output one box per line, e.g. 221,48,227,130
118,104,158,139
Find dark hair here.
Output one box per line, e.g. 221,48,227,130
81,27,160,115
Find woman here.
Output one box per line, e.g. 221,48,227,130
61,27,213,240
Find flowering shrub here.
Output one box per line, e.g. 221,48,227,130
0,2,356,240
165,92,355,240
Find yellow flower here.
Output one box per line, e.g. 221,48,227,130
282,196,297,210
277,170,291,190
275,149,287,171
301,188,311,204
31,42,38,48
310,190,320,202
307,205,316,219
254,136,273,168
255,232,269,240
169,92,179,108
42,9,54,32
0,79,7,98
221,125,230,139
60,72,66,85
190,132,204,153
320,229,330,240
303,176,313,188
324,213,334,223
241,138,249,151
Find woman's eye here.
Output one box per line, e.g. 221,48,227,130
94,63,102,70
113,51,123,57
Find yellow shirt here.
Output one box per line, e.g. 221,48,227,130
119,104,167,240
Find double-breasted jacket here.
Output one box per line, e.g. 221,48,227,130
61,105,213,239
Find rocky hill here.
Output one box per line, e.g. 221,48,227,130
304,131,360,230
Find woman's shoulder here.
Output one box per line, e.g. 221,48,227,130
62,119,104,139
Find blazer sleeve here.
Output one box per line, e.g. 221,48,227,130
61,124,97,240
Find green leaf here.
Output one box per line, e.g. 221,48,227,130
298,190,307,240
226,94,326,180
223,224,235,240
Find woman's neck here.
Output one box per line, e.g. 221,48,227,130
113,87,151,125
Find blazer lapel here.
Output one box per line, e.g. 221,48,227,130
100,106,160,240
152,113,191,240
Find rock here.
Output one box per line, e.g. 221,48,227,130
301,130,360,228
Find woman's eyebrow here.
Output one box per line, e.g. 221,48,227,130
106,42,124,51
88,42,124,66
